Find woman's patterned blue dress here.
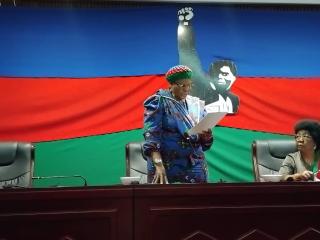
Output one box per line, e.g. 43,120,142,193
143,89,213,183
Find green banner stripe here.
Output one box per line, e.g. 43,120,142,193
33,127,292,187
208,127,291,183
33,130,144,187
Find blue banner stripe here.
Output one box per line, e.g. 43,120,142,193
0,5,319,77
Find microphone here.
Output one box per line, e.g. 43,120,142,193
1,184,26,189
32,175,88,187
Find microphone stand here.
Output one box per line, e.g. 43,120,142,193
32,175,88,187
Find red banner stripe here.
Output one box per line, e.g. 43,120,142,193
0,76,319,142
0,76,167,142
221,77,320,134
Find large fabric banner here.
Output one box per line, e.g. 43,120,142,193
0,4,319,185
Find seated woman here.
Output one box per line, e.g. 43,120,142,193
142,65,214,184
279,119,320,181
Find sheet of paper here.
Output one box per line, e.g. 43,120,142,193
188,112,227,135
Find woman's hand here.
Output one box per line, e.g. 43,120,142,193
152,163,168,184
290,171,313,181
151,152,168,184
199,129,213,143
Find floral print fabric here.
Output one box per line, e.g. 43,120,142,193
143,89,213,183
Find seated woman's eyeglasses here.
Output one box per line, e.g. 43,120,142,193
294,134,312,140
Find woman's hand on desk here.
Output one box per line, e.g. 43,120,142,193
151,152,169,184
287,171,313,181
152,163,168,184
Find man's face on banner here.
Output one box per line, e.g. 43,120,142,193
214,65,236,91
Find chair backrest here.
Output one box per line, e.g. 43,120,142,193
0,142,35,188
125,141,147,184
252,139,297,182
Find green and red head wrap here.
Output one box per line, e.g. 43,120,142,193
165,65,193,84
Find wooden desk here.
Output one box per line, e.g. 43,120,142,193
1,183,320,240
134,182,320,240
0,186,133,240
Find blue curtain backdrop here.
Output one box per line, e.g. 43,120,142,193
1,5,320,78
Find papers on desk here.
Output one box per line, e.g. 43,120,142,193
188,112,227,135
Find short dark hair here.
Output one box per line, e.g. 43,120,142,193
294,119,320,151
209,60,237,77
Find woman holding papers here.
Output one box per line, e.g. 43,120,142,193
142,65,213,184
279,119,320,181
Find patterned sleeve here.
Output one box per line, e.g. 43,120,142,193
142,94,163,157
279,154,295,176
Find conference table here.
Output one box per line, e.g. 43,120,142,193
1,182,320,240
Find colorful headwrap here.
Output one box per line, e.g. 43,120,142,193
165,65,193,84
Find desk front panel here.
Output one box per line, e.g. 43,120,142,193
134,183,320,240
0,186,132,240
1,183,320,240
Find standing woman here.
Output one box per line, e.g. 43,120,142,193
142,65,214,184
279,119,320,181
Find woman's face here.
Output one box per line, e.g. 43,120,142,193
170,79,192,101
295,130,316,152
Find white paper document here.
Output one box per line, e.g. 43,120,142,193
188,112,227,135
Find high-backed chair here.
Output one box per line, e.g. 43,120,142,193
252,139,297,182
125,141,147,184
0,142,35,188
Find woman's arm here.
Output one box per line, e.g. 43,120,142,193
279,154,313,181
142,95,168,184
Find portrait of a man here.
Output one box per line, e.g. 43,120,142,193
177,7,240,114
